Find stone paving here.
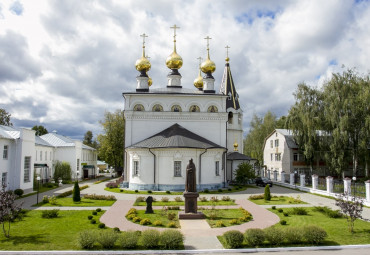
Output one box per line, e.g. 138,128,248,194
17,178,370,251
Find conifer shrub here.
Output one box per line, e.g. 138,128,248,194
96,208,101,212
92,211,97,216
98,223,105,229
159,229,184,249
73,181,81,202
264,185,271,201
77,230,96,249
141,229,160,248
120,230,139,249
97,230,119,249
280,220,287,225
303,225,327,244
90,219,96,224
264,227,285,246
223,230,244,248
244,228,265,247
278,208,284,213
87,215,93,220
271,206,276,210
14,189,24,197
166,190,171,194
290,207,308,215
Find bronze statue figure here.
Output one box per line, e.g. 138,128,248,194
185,158,196,192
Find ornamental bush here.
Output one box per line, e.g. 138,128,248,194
199,197,208,202
77,230,96,249
285,227,304,244
105,182,118,188
73,181,81,202
167,212,176,220
42,195,49,204
290,207,308,215
87,215,93,220
84,194,116,200
153,220,163,226
120,230,139,249
223,230,244,248
126,208,137,216
141,229,160,248
174,197,183,202
133,217,141,223
167,221,177,228
303,225,327,244
14,189,24,197
249,194,264,200
160,229,184,249
98,223,105,229
280,220,287,225
92,211,97,216
264,227,285,246
140,218,151,225
41,209,59,218
215,220,225,227
97,230,119,249
96,208,101,212
90,219,96,224
244,228,265,247
161,197,169,202
229,219,239,225
264,185,271,201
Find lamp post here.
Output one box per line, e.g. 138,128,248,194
76,170,79,183
294,171,297,189
352,176,356,197
36,176,41,205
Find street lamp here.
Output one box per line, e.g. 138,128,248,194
76,170,80,183
294,171,297,189
36,176,41,205
352,176,356,197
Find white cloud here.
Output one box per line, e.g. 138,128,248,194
0,0,369,139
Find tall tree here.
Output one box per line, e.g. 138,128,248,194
0,109,12,126
243,111,281,165
0,184,22,238
98,110,125,175
83,131,94,147
32,125,48,136
286,83,323,174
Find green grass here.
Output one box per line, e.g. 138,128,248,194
0,210,105,250
200,209,250,228
133,200,236,206
126,209,180,228
33,198,116,207
249,195,307,205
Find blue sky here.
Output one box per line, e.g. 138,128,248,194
0,0,369,140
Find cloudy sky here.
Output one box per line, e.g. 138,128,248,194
0,0,369,140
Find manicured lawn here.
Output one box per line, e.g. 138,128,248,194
126,209,180,228
0,210,105,250
133,200,236,206
249,195,307,205
200,208,251,228
33,198,116,207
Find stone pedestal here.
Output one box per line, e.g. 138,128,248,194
281,171,285,183
179,192,205,219
290,173,295,186
312,175,318,190
326,176,334,193
300,174,305,187
273,170,278,181
343,178,351,196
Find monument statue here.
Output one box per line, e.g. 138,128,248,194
145,196,153,214
185,159,196,192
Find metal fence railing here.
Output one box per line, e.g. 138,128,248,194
352,182,366,198
333,180,344,194
317,177,326,191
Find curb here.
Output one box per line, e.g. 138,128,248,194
1,244,370,254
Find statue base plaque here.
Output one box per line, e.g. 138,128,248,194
178,192,205,219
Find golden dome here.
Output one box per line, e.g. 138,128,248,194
225,57,230,62
193,70,203,89
201,57,216,74
233,142,239,151
135,56,151,72
166,51,183,69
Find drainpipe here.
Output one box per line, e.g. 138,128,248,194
224,120,229,188
149,148,156,190
199,148,207,190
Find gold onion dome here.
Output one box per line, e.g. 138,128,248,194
135,56,151,72
166,51,183,69
234,142,239,151
201,57,216,73
194,71,203,89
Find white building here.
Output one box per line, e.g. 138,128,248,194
122,30,247,191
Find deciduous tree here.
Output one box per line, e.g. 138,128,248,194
0,185,22,238
32,125,48,136
0,109,12,126
234,162,255,184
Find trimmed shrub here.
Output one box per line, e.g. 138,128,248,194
160,229,184,249
92,211,97,216
133,217,141,223
42,195,49,204
272,206,276,210
126,208,137,216
228,188,232,191
120,230,139,249
96,208,102,212
141,229,160,248
120,189,123,192
134,190,138,193
73,181,81,202
218,188,223,192
303,225,327,244
166,190,171,194
90,219,96,224
313,206,342,218
290,207,308,215
49,195,57,205
244,228,265,247
97,230,119,249
84,194,116,200
264,227,285,246
221,196,231,201
264,185,271,201
167,221,177,228
161,197,169,202
229,219,239,225
283,212,289,217
277,208,283,213
168,206,180,210
14,189,24,197
223,230,244,248
147,190,152,194
210,196,219,202
135,196,145,203
140,218,151,225
203,188,209,193
77,230,96,249
105,182,118,188
199,197,208,202
87,215,93,220
215,220,225,227
280,220,287,225
167,212,176,220
174,197,183,202
113,227,120,233
41,209,59,218
249,194,264,200
285,227,304,244
153,220,163,226
98,223,105,229
126,214,136,220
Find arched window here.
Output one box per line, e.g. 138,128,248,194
207,105,218,113
133,104,144,111
152,104,163,112
189,105,200,112
228,112,233,123
171,105,182,112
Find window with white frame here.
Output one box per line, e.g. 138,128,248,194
3,145,8,159
133,160,139,176
24,156,31,182
215,161,220,176
275,153,281,161
270,140,273,148
2,172,7,186
77,159,80,171
275,139,279,147
174,161,181,177
271,153,273,161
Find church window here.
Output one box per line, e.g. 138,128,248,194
228,112,233,123
133,104,144,111
24,156,31,182
275,153,281,161
152,104,163,112
270,140,273,148
133,160,139,176
275,139,279,147
207,105,218,113
2,172,7,186
271,153,273,161
174,161,181,177
189,105,200,112
3,145,8,159
215,161,220,176
171,105,182,112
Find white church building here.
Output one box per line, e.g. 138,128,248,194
122,28,250,191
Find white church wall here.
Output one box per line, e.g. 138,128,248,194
18,128,35,193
